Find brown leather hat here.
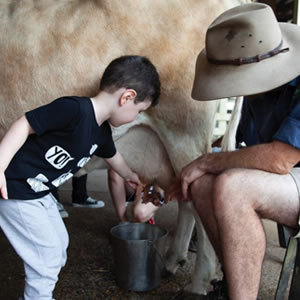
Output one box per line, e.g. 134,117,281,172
192,3,300,101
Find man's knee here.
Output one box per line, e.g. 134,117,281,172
214,169,240,195
190,173,218,202
189,174,215,213
189,170,244,212
213,169,250,213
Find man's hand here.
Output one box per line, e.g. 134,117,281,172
180,156,206,200
0,172,8,199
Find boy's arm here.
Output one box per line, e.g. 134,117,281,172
104,151,141,188
0,115,34,199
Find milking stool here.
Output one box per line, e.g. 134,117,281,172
275,224,300,300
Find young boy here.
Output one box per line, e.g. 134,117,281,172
0,55,160,300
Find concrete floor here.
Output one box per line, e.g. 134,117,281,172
0,169,293,299
64,169,290,300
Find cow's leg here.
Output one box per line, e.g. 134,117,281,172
164,201,195,273
164,202,218,295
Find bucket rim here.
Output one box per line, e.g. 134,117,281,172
110,222,168,241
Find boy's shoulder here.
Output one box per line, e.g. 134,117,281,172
50,96,91,111
54,95,90,102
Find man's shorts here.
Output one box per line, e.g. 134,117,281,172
289,168,300,237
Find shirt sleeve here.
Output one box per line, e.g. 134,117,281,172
95,121,117,158
274,98,300,150
25,97,80,136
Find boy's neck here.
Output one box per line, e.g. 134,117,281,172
90,89,122,126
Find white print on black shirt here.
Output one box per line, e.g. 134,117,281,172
90,144,98,155
52,170,73,187
77,157,90,168
77,144,98,167
27,174,50,192
45,145,74,169
27,144,99,191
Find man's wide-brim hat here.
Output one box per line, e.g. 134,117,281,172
192,3,300,101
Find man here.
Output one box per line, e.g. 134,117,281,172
167,3,300,300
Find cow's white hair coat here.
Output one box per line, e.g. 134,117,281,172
0,0,248,294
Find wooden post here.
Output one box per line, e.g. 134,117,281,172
275,238,297,300
294,0,300,24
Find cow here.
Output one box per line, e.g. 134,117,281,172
0,0,249,295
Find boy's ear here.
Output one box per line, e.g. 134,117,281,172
120,89,137,106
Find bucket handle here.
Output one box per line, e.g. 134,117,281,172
148,240,167,271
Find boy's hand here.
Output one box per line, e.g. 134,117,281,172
0,172,8,199
125,172,141,189
136,184,145,196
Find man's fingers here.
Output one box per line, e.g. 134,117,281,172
165,183,179,201
182,181,189,200
164,193,171,203
165,191,175,203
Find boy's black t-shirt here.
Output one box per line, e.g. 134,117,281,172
4,96,116,200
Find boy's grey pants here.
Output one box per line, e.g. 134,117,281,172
0,193,69,300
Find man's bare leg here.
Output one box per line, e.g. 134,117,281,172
190,174,223,260
191,168,300,300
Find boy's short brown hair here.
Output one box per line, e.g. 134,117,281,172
100,55,160,106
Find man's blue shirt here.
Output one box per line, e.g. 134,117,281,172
237,77,300,167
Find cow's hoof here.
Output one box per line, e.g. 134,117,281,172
164,256,187,275
178,258,186,267
170,290,208,300
162,269,175,278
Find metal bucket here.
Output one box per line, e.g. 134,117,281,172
110,222,168,291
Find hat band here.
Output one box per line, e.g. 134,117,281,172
207,40,289,66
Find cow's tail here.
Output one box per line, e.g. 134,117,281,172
221,96,243,152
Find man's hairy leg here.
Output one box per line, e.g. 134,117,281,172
211,168,300,300
190,174,223,260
